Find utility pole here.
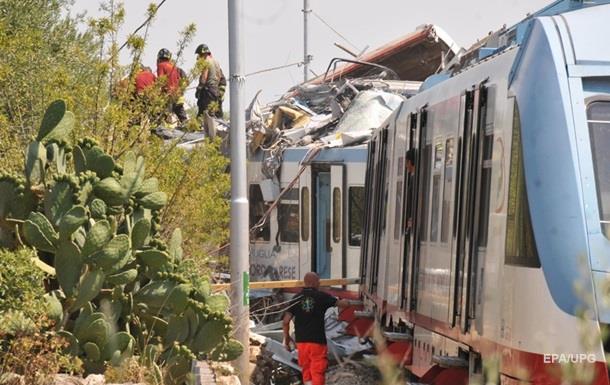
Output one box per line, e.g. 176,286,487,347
228,0,250,383
303,0,311,82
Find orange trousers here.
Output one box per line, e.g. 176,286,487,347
296,342,328,385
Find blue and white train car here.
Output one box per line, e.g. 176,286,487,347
247,146,367,287
358,1,610,384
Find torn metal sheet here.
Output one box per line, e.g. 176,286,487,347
334,90,404,134
264,338,301,371
313,24,461,82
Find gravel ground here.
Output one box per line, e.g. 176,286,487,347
325,361,381,385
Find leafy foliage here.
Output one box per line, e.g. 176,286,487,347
0,101,241,384
0,248,48,319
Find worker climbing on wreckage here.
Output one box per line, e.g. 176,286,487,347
156,48,188,124
283,272,349,385
195,43,226,119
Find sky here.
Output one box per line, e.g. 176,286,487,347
71,0,552,107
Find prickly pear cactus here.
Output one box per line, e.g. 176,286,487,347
0,100,241,384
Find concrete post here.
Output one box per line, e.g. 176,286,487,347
228,0,250,383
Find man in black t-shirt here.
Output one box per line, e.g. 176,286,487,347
283,272,349,385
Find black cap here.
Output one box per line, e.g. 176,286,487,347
195,44,211,55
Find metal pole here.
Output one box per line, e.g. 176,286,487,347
303,0,311,82
228,0,250,383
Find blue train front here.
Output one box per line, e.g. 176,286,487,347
356,1,610,384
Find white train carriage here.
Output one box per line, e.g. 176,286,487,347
358,1,610,384
248,146,367,286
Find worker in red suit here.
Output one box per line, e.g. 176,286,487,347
283,272,349,385
156,48,188,123
134,65,156,94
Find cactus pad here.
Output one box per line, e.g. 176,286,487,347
135,177,159,198
25,141,47,185
55,240,82,296
138,191,168,210
38,100,67,141
89,198,107,219
210,338,244,362
23,217,56,253
81,220,112,258
94,177,127,207
137,249,170,269
131,218,151,250
58,205,87,240
89,234,130,273
71,268,105,311
168,228,183,262
44,179,76,227
83,342,101,361
106,268,138,285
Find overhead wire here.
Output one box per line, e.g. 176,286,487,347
118,0,169,53
246,60,305,77
311,10,361,52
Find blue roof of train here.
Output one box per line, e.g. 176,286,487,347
429,0,610,83
282,145,368,163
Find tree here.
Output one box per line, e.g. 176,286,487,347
0,0,231,272
0,0,101,171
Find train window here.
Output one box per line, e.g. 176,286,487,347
278,188,299,243
477,131,493,247
349,186,365,246
434,142,444,170
332,187,342,243
394,180,403,240
441,138,454,243
301,187,310,241
249,184,270,242
430,143,444,242
505,102,540,267
394,156,405,240
476,87,494,247
420,141,432,242
588,101,610,238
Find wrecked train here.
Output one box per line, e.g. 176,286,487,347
357,1,610,384
246,25,460,288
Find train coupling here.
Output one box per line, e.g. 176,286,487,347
431,354,469,368
382,330,413,341
353,310,375,318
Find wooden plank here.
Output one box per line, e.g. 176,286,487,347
211,277,360,292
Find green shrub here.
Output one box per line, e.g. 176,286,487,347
0,248,47,319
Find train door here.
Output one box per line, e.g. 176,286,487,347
330,165,344,280
313,166,331,279
405,110,427,310
310,164,346,280
452,83,492,332
373,129,390,295
401,113,418,309
299,166,312,278
363,127,389,295
361,139,377,291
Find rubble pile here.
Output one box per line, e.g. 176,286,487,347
246,76,418,178
325,361,381,385
249,333,300,385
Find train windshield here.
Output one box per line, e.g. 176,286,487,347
588,101,610,236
